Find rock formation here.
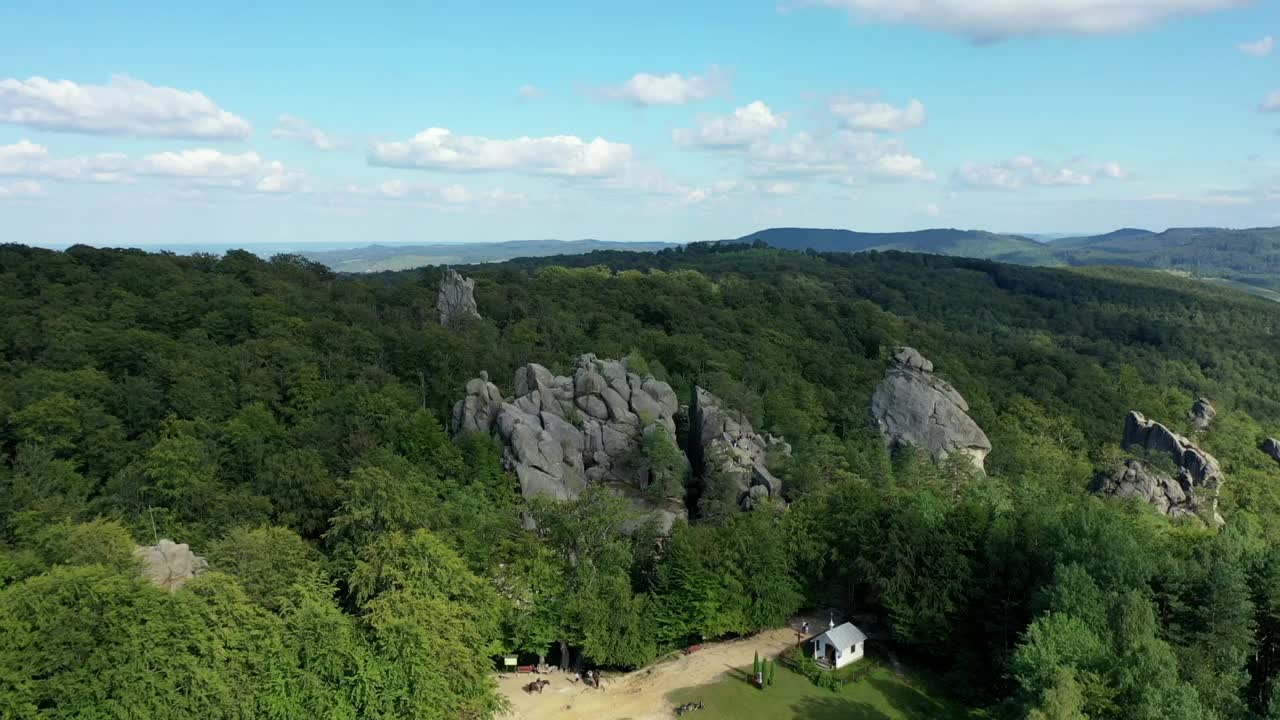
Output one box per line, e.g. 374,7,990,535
1262,438,1280,466
452,354,685,529
689,387,790,510
134,539,207,591
437,269,480,325
869,347,991,472
1189,397,1216,432
1093,411,1225,526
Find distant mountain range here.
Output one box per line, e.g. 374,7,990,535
297,226,1280,301
300,239,677,272
721,226,1280,298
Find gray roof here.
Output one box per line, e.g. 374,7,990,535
817,622,867,649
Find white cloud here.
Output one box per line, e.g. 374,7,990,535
0,180,41,198
136,149,308,193
745,130,936,181
829,97,927,131
342,179,527,209
598,68,729,106
369,127,634,178
0,74,251,140
922,202,942,217
955,156,1125,189
0,140,305,193
517,84,546,100
673,101,788,148
1238,35,1274,56
272,115,346,150
800,0,1250,40
1261,90,1280,112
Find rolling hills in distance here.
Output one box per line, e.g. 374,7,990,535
294,225,1280,300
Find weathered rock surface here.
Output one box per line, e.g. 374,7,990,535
134,539,207,591
1093,460,1204,522
869,347,991,472
689,387,790,510
1093,411,1225,526
437,269,480,325
452,354,685,529
1190,397,1216,432
1262,438,1280,466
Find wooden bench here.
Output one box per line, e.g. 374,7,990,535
516,665,537,673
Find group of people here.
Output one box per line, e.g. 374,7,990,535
582,669,601,689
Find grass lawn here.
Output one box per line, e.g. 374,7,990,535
666,659,981,720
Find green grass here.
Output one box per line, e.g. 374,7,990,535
666,660,981,720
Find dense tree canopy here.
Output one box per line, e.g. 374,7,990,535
2,241,1280,718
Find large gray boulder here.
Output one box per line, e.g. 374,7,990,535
689,386,790,510
134,539,207,591
1094,411,1225,526
437,269,480,325
1262,438,1280,466
869,347,991,472
1189,398,1216,433
452,354,685,530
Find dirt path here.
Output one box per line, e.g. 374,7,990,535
496,626,802,720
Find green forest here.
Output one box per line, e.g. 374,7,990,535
3,240,1280,719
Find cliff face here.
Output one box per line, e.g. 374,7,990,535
437,269,480,325
689,386,789,511
1093,411,1225,526
452,355,795,526
869,347,991,472
453,354,685,529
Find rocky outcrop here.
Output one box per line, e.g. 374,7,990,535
1190,398,1216,432
134,539,207,591
437,269,480,325
689,387,790,510
1093,411,1225,526
1262,438,1280,466
1093,460,1207,523
452,354,685,529
869,347,991,472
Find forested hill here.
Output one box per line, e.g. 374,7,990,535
1052,226,1280,294
722,225,1280,297
721,227,1059,265
3,241,1280,719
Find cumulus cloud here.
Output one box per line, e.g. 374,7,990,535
369,127,633,178
272,115,346,150
745,130,936,181
1238,36,1274,56
922,202,942,217
0,140,305,193
955,155,1125,189
1261,90,1280,112
597,68,729,106
672,101,788,148
799,0,1250,40
0,74,251,140
829,97,927,131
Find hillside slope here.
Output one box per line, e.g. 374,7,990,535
723,227,1061,265
1052,226,1280,291
302,239,677,272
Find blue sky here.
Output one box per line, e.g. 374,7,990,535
2,0,1279,246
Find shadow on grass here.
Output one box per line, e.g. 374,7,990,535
865,676,961,719
791,696,893,720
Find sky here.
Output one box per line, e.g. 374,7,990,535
2,0,1280,247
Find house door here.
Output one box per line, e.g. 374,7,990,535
826,644,836,664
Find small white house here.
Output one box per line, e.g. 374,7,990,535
811,621,867,670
